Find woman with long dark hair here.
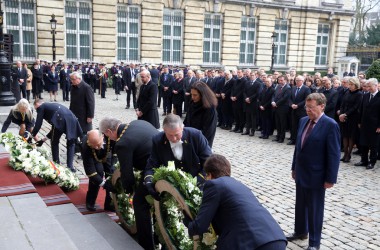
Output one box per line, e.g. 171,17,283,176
184,81,217,147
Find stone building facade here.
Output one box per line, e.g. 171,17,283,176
1,0,354,72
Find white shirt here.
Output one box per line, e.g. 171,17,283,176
169,140,183,160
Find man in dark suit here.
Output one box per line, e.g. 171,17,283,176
136,70,160,129
318,78,338,119
288,75,311,145
205,69,217,93
32,99,83,172
242,71,263,136
81,130,115,212
259,78,275,139
149,64,160,85
99,118,159,250
159,66,174,115
14,61,27,101
69,71,95,134
220,70,234,130
287,93,340,250
123,63,138,109
59,63,71,101
184,70,196,113
230,69,246,133
144,114,212,187
272,75,291,143
355,78,380,169
186,154,287,250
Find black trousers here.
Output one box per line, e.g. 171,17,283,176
157,87,162,107
163,95,172,113
126,84,137,108
361,144,378,164
173,102,183,117
50,126,76,170
232,101,245,130
101,81,107,98
86,162,114,209
184,94,191,112
245,104,258,131
274,108,288,140
20,84,27,99
133,181,155,250
261,111,273,137
217,98,223,124
290,110,306,141
62,82,70,101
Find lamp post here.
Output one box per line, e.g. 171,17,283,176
270,31,277,73
0,3,16,106
50,14,57,61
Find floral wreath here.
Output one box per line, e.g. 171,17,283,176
152,161,217,250
0,132,80,190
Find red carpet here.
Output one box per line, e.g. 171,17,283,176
0,148,36,197
64,178,106,214
27,176,71,206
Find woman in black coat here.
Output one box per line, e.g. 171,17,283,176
338,77,363,162
184,82,217,147
259,78,275,139
31,62,43,99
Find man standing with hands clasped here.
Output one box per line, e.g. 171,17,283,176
287,93,340,250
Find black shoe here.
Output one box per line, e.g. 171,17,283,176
69,167,77,173
162,112,167,116
262,136,269,139
125,106,130,109
367,163,375,169
229,128,237,132
354,162,368,167
235,129,243,133
241,130,249,135
272,138,279,142
278,139,284,143
259,135,264,138
86,204,96,212
217,123,222,127
342,156,351,163
249,132,255,137
66,99,70,101
287,140,295,145
225,126,231,130
286,233,308,241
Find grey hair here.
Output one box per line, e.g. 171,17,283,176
162,114,184,130
140,69,151,77
70,71,82,80
367,78,378,86
99,117,122,133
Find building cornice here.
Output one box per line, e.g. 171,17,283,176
221,0,355,16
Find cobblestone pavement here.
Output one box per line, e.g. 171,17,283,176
37,90,380,250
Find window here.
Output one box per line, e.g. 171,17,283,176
315,23,330,66
65,1,91,61
162,9,183,64
239,17,256,65
203,13,222,64
4,0,36,61
274,19,288,66
117,5,140,62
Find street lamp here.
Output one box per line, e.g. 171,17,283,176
50,14,57,61
0,3,16,106
270,31,277,73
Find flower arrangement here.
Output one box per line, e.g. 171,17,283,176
152,161,217,249
0,132,79,190
111,162,140,231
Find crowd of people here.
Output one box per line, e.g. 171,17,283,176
3,58,379,250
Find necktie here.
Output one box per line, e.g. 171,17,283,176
302,120,315,147
295,87,300,97
369,94,374,102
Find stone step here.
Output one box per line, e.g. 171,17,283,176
85,213,143,250
49,204,114,250
7,193,78,250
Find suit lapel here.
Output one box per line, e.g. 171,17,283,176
297,118,308,148
302,115,326,149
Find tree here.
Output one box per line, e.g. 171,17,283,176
365,24,380,45
366,59,380,81
351,0,380,44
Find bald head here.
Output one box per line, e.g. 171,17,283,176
87,130,104,149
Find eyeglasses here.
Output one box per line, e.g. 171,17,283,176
304,105,319,110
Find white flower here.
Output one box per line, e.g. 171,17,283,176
167,161,175,171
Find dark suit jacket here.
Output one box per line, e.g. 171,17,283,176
184,76,197,93
145,127,212,183
159,73,174,97
171,78,184,104
32,102,83,140
188,176,287,249
59,68,72,88
149,68,160,85
231,77,246,104
16,67,28,87
290,85,311,116
319,88,338,118
292,115,340,188
115,121,159,193
48,71,59,85
69,81,95,133
244,78,263,112
206,77,217,93
273,83,291,110
259,86,275,116
359,92,380,147
137,81,160,129
122,67,137,88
